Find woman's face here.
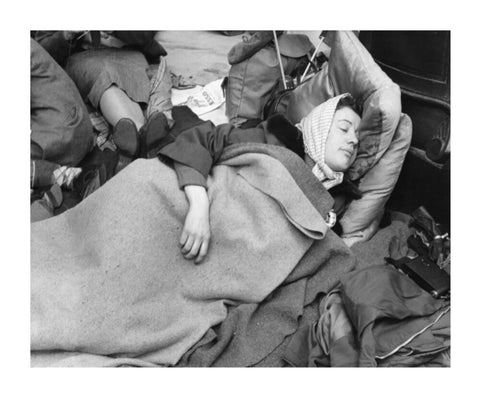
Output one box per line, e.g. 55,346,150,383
325,107,361,172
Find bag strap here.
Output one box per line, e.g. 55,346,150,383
300,34,324,82
272,31,288,90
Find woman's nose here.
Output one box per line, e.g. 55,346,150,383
348,128,359,146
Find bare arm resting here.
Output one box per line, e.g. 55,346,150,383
180,185,211,264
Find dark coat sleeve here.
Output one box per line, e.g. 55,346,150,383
173,162,209,189
158,119,268,188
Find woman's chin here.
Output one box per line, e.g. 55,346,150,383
330,161,350,173
327,153,355,172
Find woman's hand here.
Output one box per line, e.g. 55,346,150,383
180,185,211,264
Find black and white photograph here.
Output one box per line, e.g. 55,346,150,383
4,0,479,395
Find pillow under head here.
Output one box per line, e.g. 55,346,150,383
286,30,402,181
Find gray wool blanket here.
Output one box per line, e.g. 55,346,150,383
31,143,355,367
176,228,356,367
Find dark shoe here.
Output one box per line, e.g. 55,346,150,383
112,118,139,158
142,38,168,63
139,111,170,158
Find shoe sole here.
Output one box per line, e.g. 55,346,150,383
112,118,139,157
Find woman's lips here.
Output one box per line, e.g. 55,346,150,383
341,148,354,158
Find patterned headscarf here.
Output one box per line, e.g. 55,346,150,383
296,93,353,190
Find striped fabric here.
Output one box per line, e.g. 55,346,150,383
296,93,351,190
89,110,117,151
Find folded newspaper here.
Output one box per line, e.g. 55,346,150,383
171,78,226,116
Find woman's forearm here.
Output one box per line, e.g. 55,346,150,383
181,185,211,264
184,185,209,208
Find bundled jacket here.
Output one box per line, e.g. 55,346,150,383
283,265,450,367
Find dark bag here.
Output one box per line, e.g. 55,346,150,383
386,205,450,299
262,52,328,120
262,86,294,120
225,33,313,126
387,255,450,299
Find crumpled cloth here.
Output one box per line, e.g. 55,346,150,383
52,166,82,188
283,265,450,367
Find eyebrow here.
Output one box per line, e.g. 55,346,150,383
338,119,353,126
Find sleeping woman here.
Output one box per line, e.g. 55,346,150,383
153,93,361,263
31,94,362,367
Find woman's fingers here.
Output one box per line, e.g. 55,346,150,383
184,239,201,259
179,229,188,247
181,235,194,254
180,233,210,264
194,239,210,264
180,185,211,264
